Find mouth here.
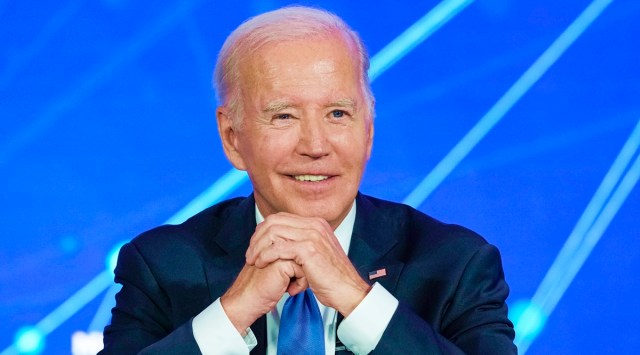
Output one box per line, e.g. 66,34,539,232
292,174,330,182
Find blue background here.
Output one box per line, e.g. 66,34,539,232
1,0,639,353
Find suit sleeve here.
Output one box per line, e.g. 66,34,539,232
373,244,517,354
100,242,202,354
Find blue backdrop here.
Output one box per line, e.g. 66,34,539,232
2,0,639,354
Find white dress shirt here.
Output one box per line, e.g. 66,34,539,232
192,201,399,354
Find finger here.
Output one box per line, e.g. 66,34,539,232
254,213,333,245
269,212,331,230
246,222,296,264
273,213,341,251
287,279,307,296
286,262,308,296
271,259,307,295
247,215,311,255
253,239,320,268
247,224,326,265
253,240,291,268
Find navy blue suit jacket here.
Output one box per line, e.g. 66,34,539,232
101,194,516,354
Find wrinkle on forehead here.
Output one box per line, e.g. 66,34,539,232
237,36,364,117
242,36,354,78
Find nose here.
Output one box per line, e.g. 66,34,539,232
296,117,330,158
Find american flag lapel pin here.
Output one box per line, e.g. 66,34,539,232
368,268,387,280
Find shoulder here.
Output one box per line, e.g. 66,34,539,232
358,194,490,255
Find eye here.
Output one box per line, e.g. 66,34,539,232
274,113,292,120
330,110,346,118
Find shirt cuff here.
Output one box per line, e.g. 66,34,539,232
192,298,258,354
337,282,399,355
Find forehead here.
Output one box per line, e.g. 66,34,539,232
237,36,362,102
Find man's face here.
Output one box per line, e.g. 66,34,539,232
218,36,374,229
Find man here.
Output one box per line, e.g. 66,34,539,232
101,6,516,354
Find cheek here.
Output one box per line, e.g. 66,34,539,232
245,131,296,166
341,130,371,158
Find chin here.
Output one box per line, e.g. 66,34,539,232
291,200,350,225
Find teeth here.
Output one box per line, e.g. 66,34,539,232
294,175,329,182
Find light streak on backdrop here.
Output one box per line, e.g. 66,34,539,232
0,0,84,90
367,0,473,81
0,271,114,355
398,0,617,352
514,117,640,354
0,0,206,168
87,241,127,333
534,118,640,315
88,285,121,333
165,168,249,225
402,0,615,209
2,1,475,353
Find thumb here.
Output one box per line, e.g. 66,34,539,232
285,262,308,296
287,275,308,296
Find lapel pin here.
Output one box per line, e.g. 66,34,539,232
368,268,387,280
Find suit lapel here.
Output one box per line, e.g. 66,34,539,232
349,194,404,294
203,195,256,300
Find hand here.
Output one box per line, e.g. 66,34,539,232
245,212,371,316
221,260,306,334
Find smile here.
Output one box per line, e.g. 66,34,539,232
293,175,329,182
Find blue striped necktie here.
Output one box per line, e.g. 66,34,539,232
277,289,325,355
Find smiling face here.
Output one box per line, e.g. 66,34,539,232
217,35,374,229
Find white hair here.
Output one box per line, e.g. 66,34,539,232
213,6,374,128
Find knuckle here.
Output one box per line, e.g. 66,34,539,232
263,223,283,238
301,241,318,256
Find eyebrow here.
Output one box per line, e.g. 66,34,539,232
263,101,294,113
262,98,357,113
329,98,356,109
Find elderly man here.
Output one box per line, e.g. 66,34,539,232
101,6,516,355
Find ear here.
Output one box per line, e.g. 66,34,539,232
216,107,247,170
365,119,374,160
365,108,375,160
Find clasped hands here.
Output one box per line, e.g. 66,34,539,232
221,212,371,334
